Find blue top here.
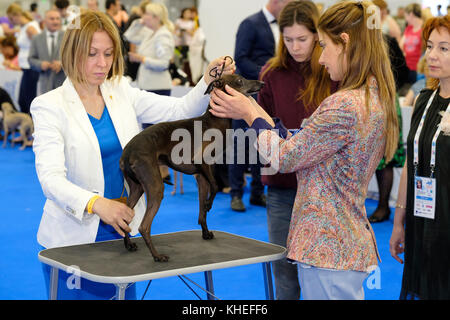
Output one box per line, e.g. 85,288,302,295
250,117,288,138
88,106,126,241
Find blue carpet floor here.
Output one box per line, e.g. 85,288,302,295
0,143,404,300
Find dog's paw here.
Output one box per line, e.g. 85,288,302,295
154,254,169,262
126,242,138,252
202,231,214,240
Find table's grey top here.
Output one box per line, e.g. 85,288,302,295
38,230,286,284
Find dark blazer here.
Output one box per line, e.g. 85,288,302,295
28,29,66,94
234,10,275,80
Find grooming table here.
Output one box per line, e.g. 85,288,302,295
38,230,286,300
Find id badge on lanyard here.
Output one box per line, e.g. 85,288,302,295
413,89,450,219
413,176,436,219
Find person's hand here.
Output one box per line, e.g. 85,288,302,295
41,61,51,71
389,223,405,264
50,60,62,73
128,52,144,63
203,56,236,85
91,197,135,237
3,60,11,68
209,84,260,125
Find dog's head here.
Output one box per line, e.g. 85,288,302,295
204,74,264,97
1,102,15,114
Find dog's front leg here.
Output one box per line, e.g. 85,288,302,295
195,174,214,240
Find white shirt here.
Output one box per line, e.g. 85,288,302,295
262,6,279,47
16,20,41,69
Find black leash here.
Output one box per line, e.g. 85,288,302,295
208,56,234,79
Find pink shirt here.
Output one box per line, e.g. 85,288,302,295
403,25,422,71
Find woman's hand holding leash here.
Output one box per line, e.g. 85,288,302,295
204,56,236,85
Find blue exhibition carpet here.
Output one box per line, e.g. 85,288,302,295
0,143,404,300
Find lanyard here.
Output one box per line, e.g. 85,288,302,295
413,89,450,177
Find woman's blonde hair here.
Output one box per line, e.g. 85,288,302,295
318,0,398,162
7,3,33,22
60,10,124,85
145,3,175,33
261,0,333,112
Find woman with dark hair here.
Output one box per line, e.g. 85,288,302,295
1,36,20,70
400,3,423,84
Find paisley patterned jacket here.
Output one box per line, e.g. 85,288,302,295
255,77,384,272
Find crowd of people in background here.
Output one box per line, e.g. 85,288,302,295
0,0,449,300
0,1,206,107
0,0,446,192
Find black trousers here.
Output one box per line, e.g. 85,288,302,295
18,68,39,114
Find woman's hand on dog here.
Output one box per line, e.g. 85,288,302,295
92,197,135,237
204,56,236,85
209,85,275,127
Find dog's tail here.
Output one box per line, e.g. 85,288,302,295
119,153,140,185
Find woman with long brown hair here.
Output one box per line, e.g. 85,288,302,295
257,0,337,300
209,0,398,299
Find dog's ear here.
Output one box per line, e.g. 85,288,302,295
204,79,224,95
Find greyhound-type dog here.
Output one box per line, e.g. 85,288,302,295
120,73,264,261
1,102,34,150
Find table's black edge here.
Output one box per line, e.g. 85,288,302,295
37,230,287,284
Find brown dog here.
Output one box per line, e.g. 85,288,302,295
1,102,34,150
120,74,264,261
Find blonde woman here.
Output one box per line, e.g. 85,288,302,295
210,0,398,299
7,3,40,113
31,10,234,300
124,2,176,180
125,2,175,97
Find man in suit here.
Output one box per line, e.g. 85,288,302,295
229,0,292,212
29,9,65,94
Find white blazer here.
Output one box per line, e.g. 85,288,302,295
124,21,174,90
31,76,209,249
